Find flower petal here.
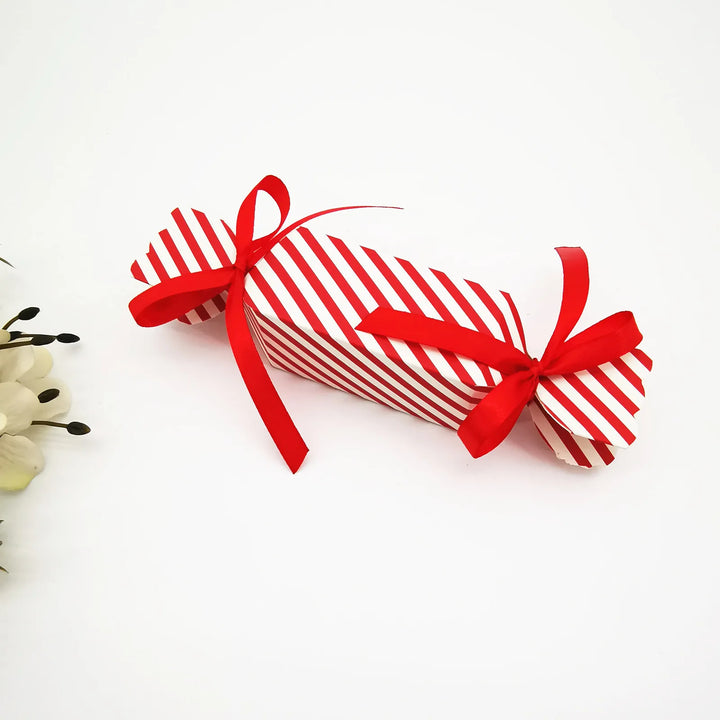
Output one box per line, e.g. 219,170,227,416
22,376,72,420
0,434,45,490
0,381,41,433
0,345,36,382
0,412,6,433
18,347,54,382
0,329,10,343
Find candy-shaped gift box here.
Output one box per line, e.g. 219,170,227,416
129,176,651,471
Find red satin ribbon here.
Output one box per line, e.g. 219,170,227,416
129,175,391,472
356,247,643,458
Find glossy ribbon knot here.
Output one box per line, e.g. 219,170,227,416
356,247,643,458
129,175,383,472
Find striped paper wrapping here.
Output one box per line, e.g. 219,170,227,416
243,227,526,432
131,208,651,468
529,346,651,467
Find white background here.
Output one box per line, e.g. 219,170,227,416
1,1,719,718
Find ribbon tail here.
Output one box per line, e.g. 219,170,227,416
225,285,308,473
281,205,402,239
357,308,530,374
247,205,402,267
457,371,538,458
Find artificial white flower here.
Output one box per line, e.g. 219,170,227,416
0,310,88,491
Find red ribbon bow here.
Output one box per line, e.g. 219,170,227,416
355,247,643,458
129,175,387,472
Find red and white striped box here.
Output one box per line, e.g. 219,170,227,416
131,207,651,468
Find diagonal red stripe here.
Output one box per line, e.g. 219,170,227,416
194,210,233,267
299,228,472,412
432,271,493,336
501,291,528,353
364,248,480,390
327,235,479,401
588,366,639,415
631,348,653,371
252,260,460,428
534,403,592,467
257,314,432,422
611,356,644,393
131,260,147,283
464,278,514,344
171,208,212,271
564,373,636,445
540,379,611,444
275,243,463,426
147,244,170,281
159,229,189,275
396,258,491,387
590,439,615,465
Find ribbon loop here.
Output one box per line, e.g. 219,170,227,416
540,247,590,364
130,267,236,327
236,175,291,268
